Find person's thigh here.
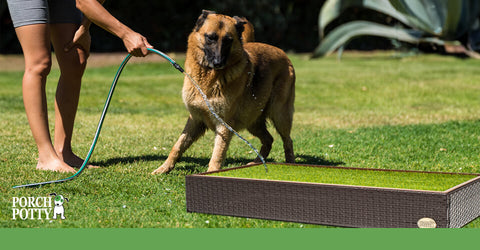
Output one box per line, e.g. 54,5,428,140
15,24,52,73
8,0,52,68
50,23,88,76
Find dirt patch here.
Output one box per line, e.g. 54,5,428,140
0,52,185,72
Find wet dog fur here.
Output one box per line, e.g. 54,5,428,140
152,10,295,174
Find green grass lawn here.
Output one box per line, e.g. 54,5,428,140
1,52,479,228
209,164,479,191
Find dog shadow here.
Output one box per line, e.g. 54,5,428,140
294,154,344,166
93,154,167,167
91,153,343,174
92,154,211,173
92,154,257,173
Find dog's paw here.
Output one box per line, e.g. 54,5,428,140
246,157,264,166
151,166,171,175
206,164,222,172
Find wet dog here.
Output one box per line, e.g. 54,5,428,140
152,10,295,174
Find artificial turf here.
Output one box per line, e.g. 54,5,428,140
209,164,479,191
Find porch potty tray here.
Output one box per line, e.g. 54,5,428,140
185,163,480,228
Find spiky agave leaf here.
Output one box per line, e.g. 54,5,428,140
313,20,444,58
315,0,480,58
388,0,480,39
318,0,412,39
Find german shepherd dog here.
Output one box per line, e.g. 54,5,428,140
152,10,295,174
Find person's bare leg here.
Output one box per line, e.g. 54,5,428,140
15,24,76,173
50,23,95,168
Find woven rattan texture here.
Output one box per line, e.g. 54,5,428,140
448,177,480,228
186,175,453,228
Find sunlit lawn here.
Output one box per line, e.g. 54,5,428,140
1,52,479,227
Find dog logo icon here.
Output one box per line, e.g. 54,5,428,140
49,193,69,220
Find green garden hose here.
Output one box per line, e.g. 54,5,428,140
13,48,266,188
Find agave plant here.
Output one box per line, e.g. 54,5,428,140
313,0,480,58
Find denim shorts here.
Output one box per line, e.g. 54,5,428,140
7,0,82,28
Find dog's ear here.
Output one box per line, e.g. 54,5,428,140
49,193,57,197
233,16,247,42
64,197,69,202
195,10,216,31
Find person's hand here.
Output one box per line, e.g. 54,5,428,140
64,25,91,57
122,31,153,57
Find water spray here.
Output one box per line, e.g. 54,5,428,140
13,48,266,188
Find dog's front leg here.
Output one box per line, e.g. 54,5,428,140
207,125,233,172
208,125,233,172
152,116,206,175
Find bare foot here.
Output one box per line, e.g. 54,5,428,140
36,158,77,173
60,153,99,169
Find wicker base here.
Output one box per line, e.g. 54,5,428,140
185,163,480,228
